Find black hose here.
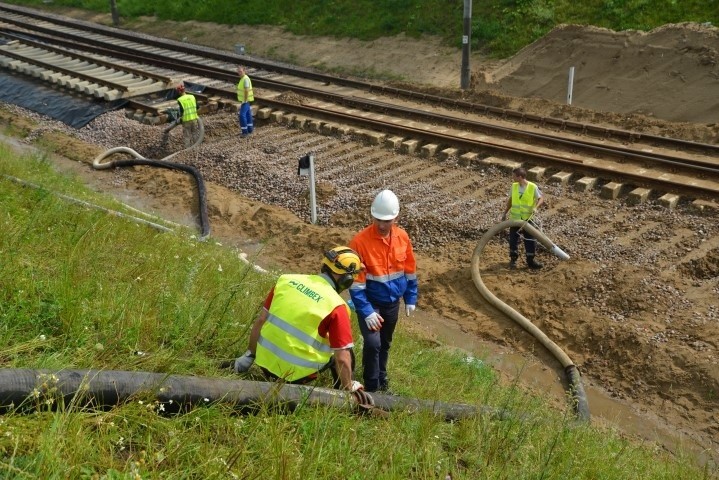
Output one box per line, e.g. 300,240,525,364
91,117,210,240
100,157,210,239
0,369,507,422
565,365,590,422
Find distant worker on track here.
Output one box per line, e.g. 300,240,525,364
501,167,544,270
232,246,372,404
349,189,418,393
236,65,254,137
175,83,200,148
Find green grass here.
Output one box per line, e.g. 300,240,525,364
0,140,713,478
5,0,718,57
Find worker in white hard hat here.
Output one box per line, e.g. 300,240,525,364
230,246,374,406
349,189,418,393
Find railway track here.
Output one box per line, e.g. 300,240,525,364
1,2,718,202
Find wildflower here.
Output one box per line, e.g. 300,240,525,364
218,264,223,272
39,334,46,341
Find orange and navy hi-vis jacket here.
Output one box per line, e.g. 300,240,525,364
348,223,418,319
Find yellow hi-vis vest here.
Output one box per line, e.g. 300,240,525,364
236,74,254,102
510,182,537,220
256,274,347,381
177,93,198,122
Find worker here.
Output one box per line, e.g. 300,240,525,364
232,246,372,402
501,167,544,269
349,189,418,393
175,83,200,148
236,65,254,137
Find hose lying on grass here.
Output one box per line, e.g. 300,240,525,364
0,369,508,422
92,118,209,240
471,219,590,422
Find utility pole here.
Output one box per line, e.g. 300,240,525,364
109,0,120,27
460,0,472,89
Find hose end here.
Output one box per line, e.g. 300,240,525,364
550,245,570,260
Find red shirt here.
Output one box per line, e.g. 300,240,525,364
263,288,353,349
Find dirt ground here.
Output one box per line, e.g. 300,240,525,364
3,8,719,467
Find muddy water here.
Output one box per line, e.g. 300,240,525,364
409,308,718,467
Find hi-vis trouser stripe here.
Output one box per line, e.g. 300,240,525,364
365,271,405,283
257,336,327,370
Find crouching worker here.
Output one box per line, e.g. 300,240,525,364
232,246,373,405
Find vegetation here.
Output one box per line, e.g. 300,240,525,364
0,130,713,477
5,0,717,56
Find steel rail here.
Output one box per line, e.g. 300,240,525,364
1,6,718,198
0,44,131,91
0,30,174,84
3,24,716,178
1,2,717,154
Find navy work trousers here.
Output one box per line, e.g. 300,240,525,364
509,223,537,260
357,300,400,392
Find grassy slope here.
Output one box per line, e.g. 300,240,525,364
5,0,718,56
0,118,711,477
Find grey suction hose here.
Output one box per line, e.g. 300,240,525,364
0,369,507,422
471,220,590,422
92,118,209,240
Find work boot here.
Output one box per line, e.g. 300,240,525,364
527,258,543,270
509,257,518,269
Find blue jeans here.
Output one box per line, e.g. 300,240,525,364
357,301,400,392
238,102,254,135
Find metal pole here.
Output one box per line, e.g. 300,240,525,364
109,0,120,27
461,0,472,89
308,154,317,224
567,66,575,105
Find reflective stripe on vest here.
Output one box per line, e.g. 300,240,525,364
510,182,537,220
177,94,198,122
237,74,254,102
256,274,344,381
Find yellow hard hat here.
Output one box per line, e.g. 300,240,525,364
322,246,362,291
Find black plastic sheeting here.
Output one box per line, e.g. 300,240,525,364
0,73,128,129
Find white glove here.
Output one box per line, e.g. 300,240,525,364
233,350,255,373
349,380,364,392
405,304,416,317
364,312,383,331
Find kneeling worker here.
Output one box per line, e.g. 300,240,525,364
233,246,370,399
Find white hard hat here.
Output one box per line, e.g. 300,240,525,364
371,189,400,220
